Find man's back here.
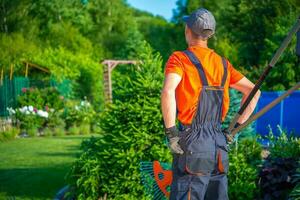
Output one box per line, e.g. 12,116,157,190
165,46,244,125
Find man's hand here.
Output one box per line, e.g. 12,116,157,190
223,122,241,144
165,126,184,155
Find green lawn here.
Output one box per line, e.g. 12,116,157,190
0,135,94,200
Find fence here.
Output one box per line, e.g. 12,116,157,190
255,90,300,137
0,76,71,117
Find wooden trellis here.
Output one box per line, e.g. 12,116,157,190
102,60,138,103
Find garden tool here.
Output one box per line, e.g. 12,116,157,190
225,16,300,143
140,161,172,200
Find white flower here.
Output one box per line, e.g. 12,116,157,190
37,110,48,118
6,107,16,115
75,105,79,110
25,110,30,115
50,108,55,113
28,106,34,112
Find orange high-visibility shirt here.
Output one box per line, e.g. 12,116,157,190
165,46,244,125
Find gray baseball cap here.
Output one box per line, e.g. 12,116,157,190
182,8,216,39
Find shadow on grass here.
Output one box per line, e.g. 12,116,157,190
0,165,72,199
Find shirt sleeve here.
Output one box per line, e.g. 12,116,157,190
165,52,184,77
228,60,244,85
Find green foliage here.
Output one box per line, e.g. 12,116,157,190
228,138,262,199
228,152,258,200
0,127,20,142
267,125,300,159
0,33,38,70
18,87,64,110
68,126,81,136
67,43,171,199
231,138,263,166
63,99,95,129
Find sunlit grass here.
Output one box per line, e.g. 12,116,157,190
0,135,95,200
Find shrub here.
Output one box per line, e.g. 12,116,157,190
267,125,300,159
18,87,64,111
0,127,20,142
67,42,171,199
43,127,53,137
79,123,90,135
53,126,66,137
63,99,95,129
68,126,80,135
228,152,258,200
258,127,300,199
27,127,38,137
228,138,262,200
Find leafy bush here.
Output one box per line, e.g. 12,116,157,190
18,87,65,111
67,42,171,199
0,127,20,142
228,138,262,200
259,157,298,199
64,99,95,129
53,127,66,137
68,126,80,136
79,123,91,135
258,127,300,199
267,125,300,159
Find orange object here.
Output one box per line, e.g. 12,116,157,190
153,161,173,198
165,46,244,125
217,150,225,173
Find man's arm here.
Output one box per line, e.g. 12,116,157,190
161,73,182,128
230,77,261,124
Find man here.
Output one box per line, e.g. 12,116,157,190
161,8,261,200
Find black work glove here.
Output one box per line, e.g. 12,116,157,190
165,126,184,155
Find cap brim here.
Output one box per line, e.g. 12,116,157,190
182,15,189,23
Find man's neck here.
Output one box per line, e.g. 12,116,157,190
188,39,208,48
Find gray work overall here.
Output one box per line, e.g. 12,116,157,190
170,50,229,200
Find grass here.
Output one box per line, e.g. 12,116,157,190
0,135,95,200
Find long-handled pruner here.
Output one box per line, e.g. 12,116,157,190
225,16,300,143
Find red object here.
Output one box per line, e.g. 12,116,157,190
153,161,173,198
21,88,27,93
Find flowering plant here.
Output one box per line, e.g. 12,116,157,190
7,106,49,132
64,98,95,128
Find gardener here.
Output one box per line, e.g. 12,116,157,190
161,8,261,200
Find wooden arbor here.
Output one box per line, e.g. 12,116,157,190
102,60,138,103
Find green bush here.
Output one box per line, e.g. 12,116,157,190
27,127,38,137
68,126,80,136
18,87,64,111
64,99,95,129
228,152,259,200
79,123,91,135
53,127,66,137
267,125,300,159
67,42,171,199
0,127,20,142
42,127,53,137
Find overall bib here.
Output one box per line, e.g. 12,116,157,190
170,50,229,200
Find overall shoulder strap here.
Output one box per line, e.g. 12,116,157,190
221,57,228,87
182,50,209,86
